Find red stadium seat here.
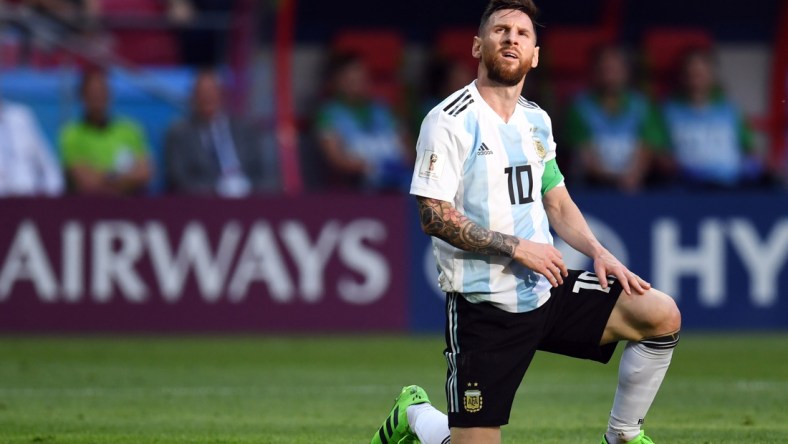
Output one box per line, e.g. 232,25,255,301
100,0,179,65
543,27,615,75
332,30,404,106
333,30,403,80
643,28,713,97
100,0,162,16
542,27,615,105
435,28,479,73
643,28,713,75
768,3,788,167
0,38,20,68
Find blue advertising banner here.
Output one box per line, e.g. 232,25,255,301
409,191,788,331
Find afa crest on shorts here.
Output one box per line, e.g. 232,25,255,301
463,383,483,413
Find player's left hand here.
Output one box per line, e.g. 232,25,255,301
593,250,651,296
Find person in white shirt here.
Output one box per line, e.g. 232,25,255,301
0,99,64,197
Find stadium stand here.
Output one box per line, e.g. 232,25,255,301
642,28,713,97
769,1,788,170
0,67,194,194
542,27,616,106
100,0,180,65
332,30,404,107
434,28,478,74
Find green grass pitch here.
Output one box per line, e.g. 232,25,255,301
1,333,787,443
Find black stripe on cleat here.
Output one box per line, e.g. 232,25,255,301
385,416,393,437
378,427,389,444
393,406,399,429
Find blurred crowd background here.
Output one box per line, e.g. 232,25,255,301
1,0,786,198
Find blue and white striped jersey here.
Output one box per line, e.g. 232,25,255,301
410,81,565,313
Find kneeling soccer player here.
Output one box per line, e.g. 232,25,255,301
371,1,680,443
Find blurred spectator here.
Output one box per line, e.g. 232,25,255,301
165,69,270,197
565,46,659,193
315,51,412,192
0,95,63,197
653,47,763,189
166,0,231,67
59,69,152,195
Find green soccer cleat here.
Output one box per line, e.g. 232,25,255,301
601,431,655,444
370,385,430,444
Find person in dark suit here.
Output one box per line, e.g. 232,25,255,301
165,70,269,197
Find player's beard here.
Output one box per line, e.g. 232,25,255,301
483,50,530,87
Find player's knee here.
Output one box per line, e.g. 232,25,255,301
637,292,681,349
660,293,681,333
647,290,681,335
632,289,681,337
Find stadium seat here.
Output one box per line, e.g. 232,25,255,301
768,3,788,167
332,30,404,106
544,27,614,75
435,28,479,74
333,30,403,79
541,27,615,105
27,47,76,68
642,28,713,97
0,37,20,68
100,0,179,65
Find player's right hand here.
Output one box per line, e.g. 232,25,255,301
513,239,568,287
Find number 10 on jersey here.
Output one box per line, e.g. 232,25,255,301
505,165,534,205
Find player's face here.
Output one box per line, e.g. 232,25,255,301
473,9,540,87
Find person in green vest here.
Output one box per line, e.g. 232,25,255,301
59,69,152,195
649,47,763,189
564,45,663,193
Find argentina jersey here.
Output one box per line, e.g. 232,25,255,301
410,81,564,313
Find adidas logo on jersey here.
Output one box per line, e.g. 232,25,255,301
477,143,493,156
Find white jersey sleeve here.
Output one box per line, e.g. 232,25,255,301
409,111,470,202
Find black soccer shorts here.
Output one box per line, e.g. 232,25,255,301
444,269,624,428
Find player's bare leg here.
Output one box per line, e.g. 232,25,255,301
451,426,500,444
601,288,681,444
602,287,680,344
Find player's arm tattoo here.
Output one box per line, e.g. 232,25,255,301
417,197,519,258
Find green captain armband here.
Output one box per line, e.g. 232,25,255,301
541,158,565,196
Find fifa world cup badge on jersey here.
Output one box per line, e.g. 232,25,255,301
463,383,483,413
419,150,445,179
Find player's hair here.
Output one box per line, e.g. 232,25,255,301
479,0,540,35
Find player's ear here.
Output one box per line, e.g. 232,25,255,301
531,46,540,68
472,36,482,59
